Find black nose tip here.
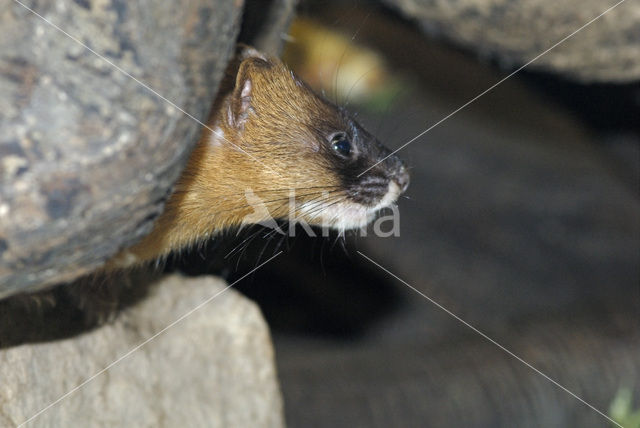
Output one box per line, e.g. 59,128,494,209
393,165,410,193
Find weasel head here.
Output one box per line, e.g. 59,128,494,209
217,48,409,232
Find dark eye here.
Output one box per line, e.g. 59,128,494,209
331,134,352,157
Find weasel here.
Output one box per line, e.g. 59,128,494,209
107,47,409,269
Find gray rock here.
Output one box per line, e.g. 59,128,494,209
0,0,242,296
0,274,284,428
383,0,640,82
0,0,297,297
241,0,298,57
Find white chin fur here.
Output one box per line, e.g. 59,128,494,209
301,181,401,230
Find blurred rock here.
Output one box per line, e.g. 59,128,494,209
240,0,298,57
278,305,639,428
0,274,284,428
270,6,640,427
383,0,640,83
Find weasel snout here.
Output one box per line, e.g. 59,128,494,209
381,152,410,198
351,154,409,211
391,163,410,194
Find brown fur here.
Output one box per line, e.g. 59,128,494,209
6,49,407,331
106,49,350,269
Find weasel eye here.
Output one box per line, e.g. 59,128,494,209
331,134,352,157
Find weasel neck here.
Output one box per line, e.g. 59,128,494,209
106,123,245,269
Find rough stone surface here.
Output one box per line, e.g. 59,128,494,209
0,274,284,428
383,0,640,82
0,0,242,296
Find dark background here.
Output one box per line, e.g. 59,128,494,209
173,1,640,426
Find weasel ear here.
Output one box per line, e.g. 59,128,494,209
227,75,253,132
227,49,272,132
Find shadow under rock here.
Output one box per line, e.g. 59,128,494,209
166,226,404,340
0,268,160,349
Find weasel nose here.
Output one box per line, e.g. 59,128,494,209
393,165,410,193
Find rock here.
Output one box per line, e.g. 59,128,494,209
0,0,297,298
0,274,284,428
240,0,298,57
0,2,294,424
382,0,640,83
278,305,639,428
268,6,639,426
0,0,241,296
